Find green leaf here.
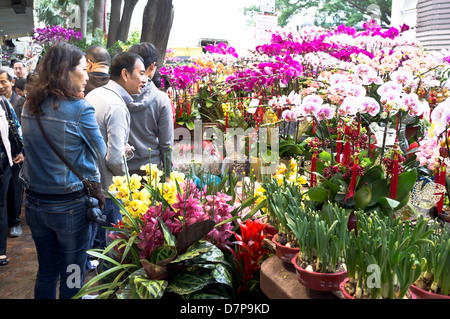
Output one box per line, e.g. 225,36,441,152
210,263,233,286
395,169,418,201
130,268,168,299
359,165,384,186
307,187,328,201
186,121,195,130
366,179,388,207
172,240,214,263
157,217,176,247
354,186,372,210
166,272,209,295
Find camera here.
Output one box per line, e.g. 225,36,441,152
86,197,107,224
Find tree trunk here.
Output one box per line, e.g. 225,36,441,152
116,0,139,43
140,0,174,69
78,0,89,38
93,0,105,35
107,0,122,48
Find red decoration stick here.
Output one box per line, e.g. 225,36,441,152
389,149,399,199
437,163,446,214
311,151,317,187
345,156,359,201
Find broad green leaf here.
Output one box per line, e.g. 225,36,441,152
395,169,418,201
307,187,328,201
130,268,168,299
172,240,214,263
166,272,209,295
354,186,372,210
210,263,233,286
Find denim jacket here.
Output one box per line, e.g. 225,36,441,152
19,97,107,194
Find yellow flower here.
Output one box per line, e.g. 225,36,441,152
170,171,185,184
128,174,143,191
222,102,231,114
109,175,127,192
288,173,307,185
158,181,178,206
124,199,148,219
132,188,151,206
141,163,163,182
275,163,287,176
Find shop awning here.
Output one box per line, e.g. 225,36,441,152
0,0,34,38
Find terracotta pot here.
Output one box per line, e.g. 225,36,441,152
339,278,418,299
263,224,278,239
291,253,347,291
410,284,450,299
272,234,300,264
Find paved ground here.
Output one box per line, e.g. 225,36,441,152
0,205,37,299
0,205,96,299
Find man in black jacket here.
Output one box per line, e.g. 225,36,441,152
84,45,111,96
0,68,24,238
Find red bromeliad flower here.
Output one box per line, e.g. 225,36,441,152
229,219,270,296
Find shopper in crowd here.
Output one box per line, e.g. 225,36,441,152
19,42,107,299
85,51,146,249
84,45,111,96
0,94,23,266
12,60,28,80
127,43,173,178
0,68,25,238
14,77,27,97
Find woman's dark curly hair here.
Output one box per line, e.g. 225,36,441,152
25,42,85,114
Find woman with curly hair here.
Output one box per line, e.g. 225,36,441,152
19,42,106,299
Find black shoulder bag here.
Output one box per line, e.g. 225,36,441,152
0,96,23,157
35,112,107,224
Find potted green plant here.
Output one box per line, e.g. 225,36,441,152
411,222,450,299
340,212,434,299
263,178,302,263
286,200,349,291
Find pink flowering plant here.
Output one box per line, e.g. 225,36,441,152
32,25,82,52
74,156,265,299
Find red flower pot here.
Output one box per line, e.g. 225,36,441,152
272,234,300,264
339,278,418,299
291,253,347,291
410,284,450,299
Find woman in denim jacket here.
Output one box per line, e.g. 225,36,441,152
19,42,107,299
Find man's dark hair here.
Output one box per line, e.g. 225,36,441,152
128,42,158,70
0,68,13,82
14,77,26,90
85,45,111,66
109,52,144,81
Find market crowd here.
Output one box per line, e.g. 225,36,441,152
0,41,174,299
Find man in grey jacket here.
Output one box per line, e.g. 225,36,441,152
85,52,146,248
127,43,173,178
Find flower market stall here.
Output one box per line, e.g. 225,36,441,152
76,20,450,299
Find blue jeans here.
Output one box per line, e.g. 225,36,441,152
25,193,91,299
